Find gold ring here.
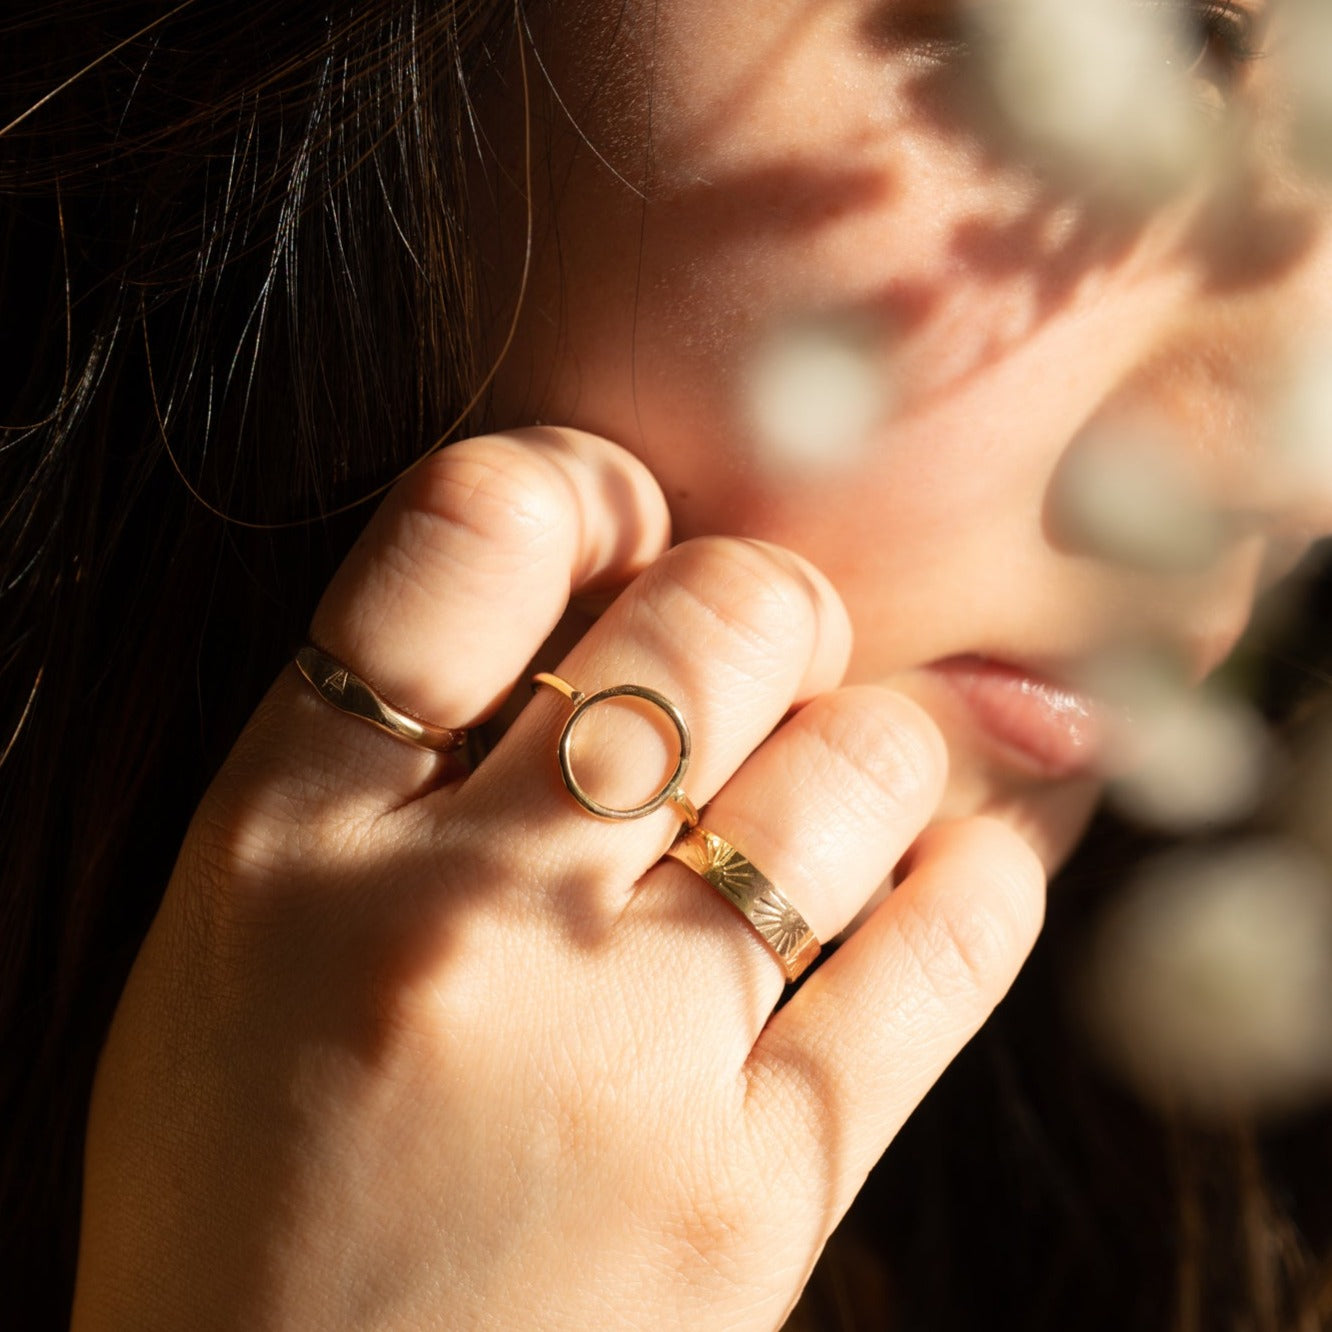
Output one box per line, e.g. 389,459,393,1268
295,645,468,752
666,826,821,982
532,672,699,827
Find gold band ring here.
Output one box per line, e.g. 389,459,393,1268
295,645,468,753
532,672,699,827
666,826,821,982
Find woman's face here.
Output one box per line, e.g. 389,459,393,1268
482,0,1332,869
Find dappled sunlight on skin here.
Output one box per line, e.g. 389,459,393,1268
24,0,1332,1326
862,1,1325,379
473,1,1332,891
31,5,1332,1331
463,0,1332,1130
1281,0,1332,179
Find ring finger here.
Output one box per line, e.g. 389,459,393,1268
626,684,948,1052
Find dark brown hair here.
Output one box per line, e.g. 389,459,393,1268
0,4,515,1323
3,5,1332,1330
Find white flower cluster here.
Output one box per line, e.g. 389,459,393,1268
964,0,1216,201
1053,418,1227,574
744,317,889,473
1084,839,1332,1119
1067,648,1268,832
735,2,1332,1123
1276,333,1332,503
1283,0,1332,178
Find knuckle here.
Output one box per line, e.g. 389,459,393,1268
654,1175,760,1288
398,436,575,562
902,842,1042,1011
743,1058,833,1188
930,897,1022,1005
650,537,823,660
185,760,292,888
181,756,380,933
814,690,947,815
649,1109,822,1310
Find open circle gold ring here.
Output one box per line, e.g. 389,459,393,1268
532,672,700,827
666,826,821,982
295,644,468,752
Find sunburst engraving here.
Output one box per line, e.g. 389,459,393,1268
699,832,764,904
749,891,811,960
668,826,820,980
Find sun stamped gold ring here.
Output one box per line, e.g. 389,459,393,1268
295,645,468,752
666,826,821,982
532,672,699,828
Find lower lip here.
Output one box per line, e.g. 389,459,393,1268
927,656,1106,779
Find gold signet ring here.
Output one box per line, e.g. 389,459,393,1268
666,826,821,982
295,645,468,752
532,673,699,827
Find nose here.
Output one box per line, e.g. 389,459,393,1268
1062,234,1332,570
1211,238,1332,547
1048,395,1332,588
1144,125,1332,552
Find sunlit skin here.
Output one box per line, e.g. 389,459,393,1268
482,0,1332,870
68,5,1332,1328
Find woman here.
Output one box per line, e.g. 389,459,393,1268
5,0,1332,1326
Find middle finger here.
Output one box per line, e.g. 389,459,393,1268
452,535,853,905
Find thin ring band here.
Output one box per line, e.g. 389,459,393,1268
295,644,468,752
666,826,821,982
533,672,699,827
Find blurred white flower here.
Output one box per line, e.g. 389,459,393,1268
1052,419,1227,574
745,317,888,473
1273,334,1332,499
1083,838,1332,1119
966,0,1213,200
1107,685,1271,831
1279,0,1332,179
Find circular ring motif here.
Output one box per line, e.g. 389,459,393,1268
534,674,697,824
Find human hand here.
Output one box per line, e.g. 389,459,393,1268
72,428,1045,1331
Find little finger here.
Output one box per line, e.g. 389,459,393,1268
744,815,1046,1225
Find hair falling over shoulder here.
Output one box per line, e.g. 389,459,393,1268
3,4,1332,1330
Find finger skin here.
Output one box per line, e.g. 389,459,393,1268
79,421,1035,1329
311,426,671,727
208,428,673,827
620,686,948,1049
450,534,853,911
744,816,1046,1227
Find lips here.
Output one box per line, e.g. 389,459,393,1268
926,655,1113,779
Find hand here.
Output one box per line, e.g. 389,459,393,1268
72,427,1045,1330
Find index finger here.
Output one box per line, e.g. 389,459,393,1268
227,428,672,818
312,426,672,726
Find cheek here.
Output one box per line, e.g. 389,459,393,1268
534,130,1192,550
